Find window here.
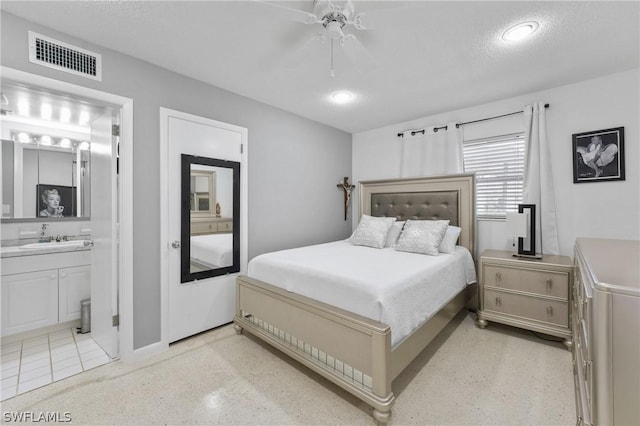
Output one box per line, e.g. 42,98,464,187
463,133,525,219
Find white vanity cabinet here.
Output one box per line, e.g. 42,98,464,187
1,249,91,337
1,270,59,335
58,265,91,323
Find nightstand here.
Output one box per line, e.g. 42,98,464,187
476,249,574,350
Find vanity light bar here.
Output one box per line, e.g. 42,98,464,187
11,131,89,149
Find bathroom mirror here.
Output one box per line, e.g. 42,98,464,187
0,80,107,223
181,154,240,283
1,138,91,221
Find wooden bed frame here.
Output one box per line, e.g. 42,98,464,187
233,174,476,423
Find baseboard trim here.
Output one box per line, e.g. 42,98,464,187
127,340,168,362
1,320,81,344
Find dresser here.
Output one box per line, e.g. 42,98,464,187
476,249,574,349
573,238,639,426
190,217,233,235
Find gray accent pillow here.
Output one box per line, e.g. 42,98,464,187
396,219,450,256
348,215,397,249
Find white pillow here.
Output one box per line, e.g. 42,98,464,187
384,221,405,248
395,219,450,256
348,215,396,249
439,226,462,254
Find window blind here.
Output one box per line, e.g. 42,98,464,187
463,133,525,218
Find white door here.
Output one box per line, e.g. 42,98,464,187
164,109,247,343
90,112,119,358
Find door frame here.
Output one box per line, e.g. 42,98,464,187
1,67,135,361
159,108,248,348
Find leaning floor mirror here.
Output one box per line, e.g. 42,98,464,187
181,154,240,283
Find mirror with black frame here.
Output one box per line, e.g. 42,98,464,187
181,154,240,283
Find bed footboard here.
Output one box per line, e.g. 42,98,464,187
234,275,395,423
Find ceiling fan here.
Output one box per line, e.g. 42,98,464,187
256,0,377,76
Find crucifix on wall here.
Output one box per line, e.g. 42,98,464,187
337,177,355,221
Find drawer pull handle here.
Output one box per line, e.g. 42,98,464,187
495,296,502,307
546,306,554,316
546,278,553,289
495,272,502,283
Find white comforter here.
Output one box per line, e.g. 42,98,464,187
248,241,476,347
190,233,233,267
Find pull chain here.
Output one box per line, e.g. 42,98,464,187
330,38,335,78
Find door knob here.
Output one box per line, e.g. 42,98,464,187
171,240,181,249
83,240,94,247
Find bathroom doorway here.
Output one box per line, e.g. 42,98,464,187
0,67,134,399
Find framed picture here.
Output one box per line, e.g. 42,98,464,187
36,184,77,217
572,127,625,183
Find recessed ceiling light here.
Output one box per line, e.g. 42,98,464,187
502,21,539,41
331,91,355,105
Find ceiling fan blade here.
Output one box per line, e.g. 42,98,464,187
250,0,320,25
341,34,376,74
281,33,325,69
352,5,429,30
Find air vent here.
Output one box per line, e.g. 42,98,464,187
28,31,102,81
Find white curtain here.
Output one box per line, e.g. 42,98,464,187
523,102,560,255
400,122,463,178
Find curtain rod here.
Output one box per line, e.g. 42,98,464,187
397,103,550,137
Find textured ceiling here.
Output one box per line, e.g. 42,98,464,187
2,1,638,133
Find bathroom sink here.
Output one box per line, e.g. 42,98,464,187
19,240,87,250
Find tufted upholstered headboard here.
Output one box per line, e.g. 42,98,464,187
359,174,476,259
370,191,460,225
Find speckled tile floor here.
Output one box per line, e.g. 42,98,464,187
0,311,575,425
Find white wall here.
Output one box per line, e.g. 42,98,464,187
216,168,233,218
353,68,639,256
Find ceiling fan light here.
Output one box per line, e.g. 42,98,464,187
331,91,354,104
502,21,539,41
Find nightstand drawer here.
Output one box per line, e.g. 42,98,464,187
217,220,232,233
191,221,215,234
484,289,569,327
483,265,569,299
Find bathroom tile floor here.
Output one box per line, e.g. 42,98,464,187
0,328,111,401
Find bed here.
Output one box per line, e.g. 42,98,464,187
234,174,476,423
190,233,233,269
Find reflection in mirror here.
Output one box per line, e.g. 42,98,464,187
190,171,214,214
0,80,112,222
1,137,91,219
181,154,240,283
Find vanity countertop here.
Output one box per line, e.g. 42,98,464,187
1,242,90,258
